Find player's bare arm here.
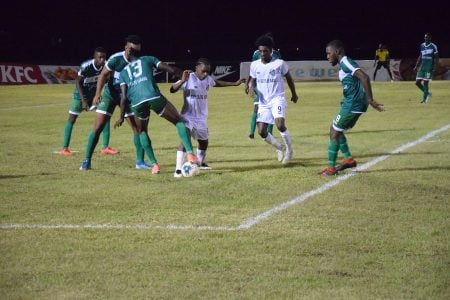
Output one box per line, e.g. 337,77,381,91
215,78,246,87
354,69,384,112
170,70,190,93
247,76,256,98
114,84,128,128
75,75,88,110
93,67,112,105
285,72,298,103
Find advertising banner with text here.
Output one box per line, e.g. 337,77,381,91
240,59,450,81
0,63,79,85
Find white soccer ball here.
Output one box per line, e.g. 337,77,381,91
181,161,200,177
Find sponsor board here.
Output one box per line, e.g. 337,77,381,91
0,63,79,85
240,59,450,81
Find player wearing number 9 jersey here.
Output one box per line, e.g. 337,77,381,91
115,55,199,174
248,34,298,165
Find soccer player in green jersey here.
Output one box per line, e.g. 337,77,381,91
414,33,439,103
318,40,384,176
245,33,281,139
58,47,119,156
114,55,200,174
80,35,149,171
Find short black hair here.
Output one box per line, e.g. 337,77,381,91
327,40,345,51
196,58,211,66
125,35,142,44
94,46,106,54
255,34,274,48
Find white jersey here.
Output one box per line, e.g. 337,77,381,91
180,72,216,122
249,58,289,106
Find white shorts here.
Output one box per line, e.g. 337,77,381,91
257,98,286,124
183,117,209,141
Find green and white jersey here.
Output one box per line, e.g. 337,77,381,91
252,49,281,61
103,51,133,100
73,58,103,101
338,56,368,113
419,42,438,72
119,56,162,107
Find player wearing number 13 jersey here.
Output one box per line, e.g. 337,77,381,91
248,34,298,165
115,55,199,173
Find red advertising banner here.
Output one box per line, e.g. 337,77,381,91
0,63,79,85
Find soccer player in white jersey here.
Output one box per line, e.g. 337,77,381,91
170,58,245,177
247,35,298,164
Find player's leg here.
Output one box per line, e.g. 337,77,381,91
257,106,283,162
273,101,292,164
423,77,432,103
156,96,197,162
249,102,258,139
80,112,109,170
174,143,186,178
99,119,119,155
373,63,381,81
60,98,82,155
80,96,115,170
134,110,159,174
384,63,394,81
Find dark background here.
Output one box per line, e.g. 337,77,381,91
1,0,449,65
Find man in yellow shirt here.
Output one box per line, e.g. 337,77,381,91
373,43,394,81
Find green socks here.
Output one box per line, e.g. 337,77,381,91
338,134,352,159
133,134,144,162
176,122,193,153
101,120,111,150
62,121,74,149
249,112,257,136
139,133,157,165
327,139,339,167
84,131,99,160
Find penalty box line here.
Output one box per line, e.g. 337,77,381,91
1,124,449,232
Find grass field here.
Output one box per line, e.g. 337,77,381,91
1,81,449,299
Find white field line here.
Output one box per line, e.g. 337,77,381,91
0,103,66,111
1,124,449,231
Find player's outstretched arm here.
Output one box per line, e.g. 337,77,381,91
215,78,246,87
170,70,190,93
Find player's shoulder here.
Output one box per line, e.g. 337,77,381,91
80,58,94,69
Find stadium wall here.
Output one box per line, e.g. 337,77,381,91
240,59,450,82
2,60,449,85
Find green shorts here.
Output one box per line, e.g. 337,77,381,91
332,111,362,132
132,95,168,120
416,69,432,81
69,97,92,115
96,94,133,117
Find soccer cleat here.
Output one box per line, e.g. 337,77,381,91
282,150,293,164
200,162,212,170
425,92,432,103
318,167,338,176
336,158,357,171
79,159,91,171
187,154,199,165
248,134,255,140
151,163,160,174
276,148,284,162
58,148,73,156
135,161,151,170
100,146,120,155
173,169,183,178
